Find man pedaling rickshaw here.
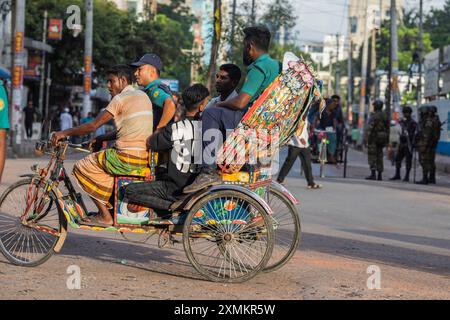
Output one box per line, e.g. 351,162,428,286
51,65,153,227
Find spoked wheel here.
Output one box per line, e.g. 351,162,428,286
183,190,274,283
0,178,65,267
264,186,301,272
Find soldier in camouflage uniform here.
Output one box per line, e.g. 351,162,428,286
389,106,417,182
415,106,440,185
365,100,389,181
428,106,441,184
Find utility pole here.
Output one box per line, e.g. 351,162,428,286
11,0,25,149
359,0,369,134
417,0,423,107
335,33,340,95
228,0,237,60
38,10,47,117
347,40,353,122
206,0,222,92
250,0,256,24
328,52,333,97
369,28,377,110
390,0,400,121
83,0,93,117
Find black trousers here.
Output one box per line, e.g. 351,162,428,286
395,144,413,171
278,145,314,186
25,121,33,138
124,180,179,211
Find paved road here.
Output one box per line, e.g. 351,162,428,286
0,149,449,300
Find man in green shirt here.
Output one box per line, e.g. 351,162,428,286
131,53,176,131
0,78,10,183
184,26,281,194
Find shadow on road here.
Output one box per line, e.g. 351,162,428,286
57,232,207,282
300,232,450,277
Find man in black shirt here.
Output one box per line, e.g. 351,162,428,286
124,84,209,212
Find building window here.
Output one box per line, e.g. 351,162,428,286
350,16,357,33
127,1,138,14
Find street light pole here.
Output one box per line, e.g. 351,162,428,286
83,0,93,117
11,0,25,149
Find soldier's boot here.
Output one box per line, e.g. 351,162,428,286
365,170,376,180
390,168,401,181
403,169,411,182
428,170,436,184
377,171,383,181
416,170,429,185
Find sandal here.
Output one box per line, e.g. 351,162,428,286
308,183,322,189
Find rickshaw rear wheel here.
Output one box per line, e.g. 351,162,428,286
0,178,65,267
264,187,301,272
183,190,274,283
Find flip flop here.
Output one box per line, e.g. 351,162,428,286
79,214,113,228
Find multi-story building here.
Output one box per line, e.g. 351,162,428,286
348,0,404,57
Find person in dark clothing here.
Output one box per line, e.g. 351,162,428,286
24,100,37,139
124,84,210,212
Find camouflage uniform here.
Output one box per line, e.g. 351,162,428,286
429,109,441,184
365,110,389,177
416,109,439,184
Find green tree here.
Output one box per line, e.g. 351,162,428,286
424,0,450,49
25,0,194,89
261,0,296,43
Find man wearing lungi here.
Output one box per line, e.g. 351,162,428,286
51,65,153,227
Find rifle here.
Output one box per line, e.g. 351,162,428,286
413,146,417,183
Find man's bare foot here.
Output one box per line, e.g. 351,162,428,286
81,214,113,227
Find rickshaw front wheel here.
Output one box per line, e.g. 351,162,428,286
0,178,65,267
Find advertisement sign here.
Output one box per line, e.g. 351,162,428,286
48,19,63,40
24,54,42,79
424,49,440,98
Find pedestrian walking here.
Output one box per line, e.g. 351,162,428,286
60,107,73,131
23,100,37,139
389,106,417,182
277,118,322,189
364,100,389,181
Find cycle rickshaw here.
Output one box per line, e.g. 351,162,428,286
0,54,323,283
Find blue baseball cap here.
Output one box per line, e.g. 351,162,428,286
130,53,163,71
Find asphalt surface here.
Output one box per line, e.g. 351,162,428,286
0,148,449,300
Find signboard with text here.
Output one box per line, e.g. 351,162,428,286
48,19,63,40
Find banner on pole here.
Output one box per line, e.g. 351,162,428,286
48,19,63,40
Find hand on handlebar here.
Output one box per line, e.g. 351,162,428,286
50,131,66,146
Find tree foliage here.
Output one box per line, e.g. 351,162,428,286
424,0,450,49
25,0,194,89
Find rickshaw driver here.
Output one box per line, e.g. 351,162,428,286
51,65,153,227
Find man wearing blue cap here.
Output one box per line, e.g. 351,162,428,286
131,53,176,131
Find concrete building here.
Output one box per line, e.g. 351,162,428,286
348,0,404,57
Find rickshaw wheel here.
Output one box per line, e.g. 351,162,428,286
264,187,301,272
0,178,65,267
183,190,274,283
